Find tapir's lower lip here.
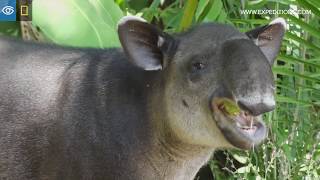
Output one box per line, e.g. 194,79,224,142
210,97,267,149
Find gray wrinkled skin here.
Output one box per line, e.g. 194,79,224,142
0,19,282,180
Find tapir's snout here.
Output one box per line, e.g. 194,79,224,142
237,95,276,116
221,38,278,116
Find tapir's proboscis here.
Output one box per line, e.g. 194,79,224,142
0,17,285,180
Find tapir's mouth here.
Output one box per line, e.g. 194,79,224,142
210,97,267,149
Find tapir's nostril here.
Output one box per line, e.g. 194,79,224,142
238,100,275,116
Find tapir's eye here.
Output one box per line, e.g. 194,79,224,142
191,62,206,71
189,61,207,82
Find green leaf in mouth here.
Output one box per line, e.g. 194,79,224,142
216,98,241,116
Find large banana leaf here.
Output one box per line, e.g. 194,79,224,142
32,0,123,48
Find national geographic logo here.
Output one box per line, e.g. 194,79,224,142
0,0,32,21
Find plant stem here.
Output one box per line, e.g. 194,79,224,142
178,0,198,32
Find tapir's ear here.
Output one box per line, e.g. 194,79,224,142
118,16,177,71
245,18,286,64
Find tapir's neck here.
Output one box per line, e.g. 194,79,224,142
127,82,213,180
100,59,213,179
134,134,213,179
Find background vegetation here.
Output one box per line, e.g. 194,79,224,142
0,0,319,179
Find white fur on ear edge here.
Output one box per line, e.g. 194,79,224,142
269,17,287,30
117,16,147,27
157,36,165,47
144,65,163,71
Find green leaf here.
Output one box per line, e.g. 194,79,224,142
141,0,160,22
196,0,213,23
0,22,20,37
216,9,228,23
273,67,320,83
276,96,313,106
178,0,199,31
278,54,320,69
230,18,268,25
285,32,320,53
283,14,320,40
202,0,223,22
307,0,320,8
127,0,149,12
296,0,320,17
245,0,269,10
32,0,123,48
161,8,183,32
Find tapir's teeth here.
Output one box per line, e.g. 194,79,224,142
239,125,257,130
240,125,257,136
236,122,241,127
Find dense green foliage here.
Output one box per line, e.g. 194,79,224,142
0,0,319,179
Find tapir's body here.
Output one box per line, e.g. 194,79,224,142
0,37,157,179
0,36,211,180
0,17,286,180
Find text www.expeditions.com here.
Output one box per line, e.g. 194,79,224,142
240,9,312,15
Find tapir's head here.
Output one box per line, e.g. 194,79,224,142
118,17,286,150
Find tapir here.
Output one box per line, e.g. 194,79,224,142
0,16,286,180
